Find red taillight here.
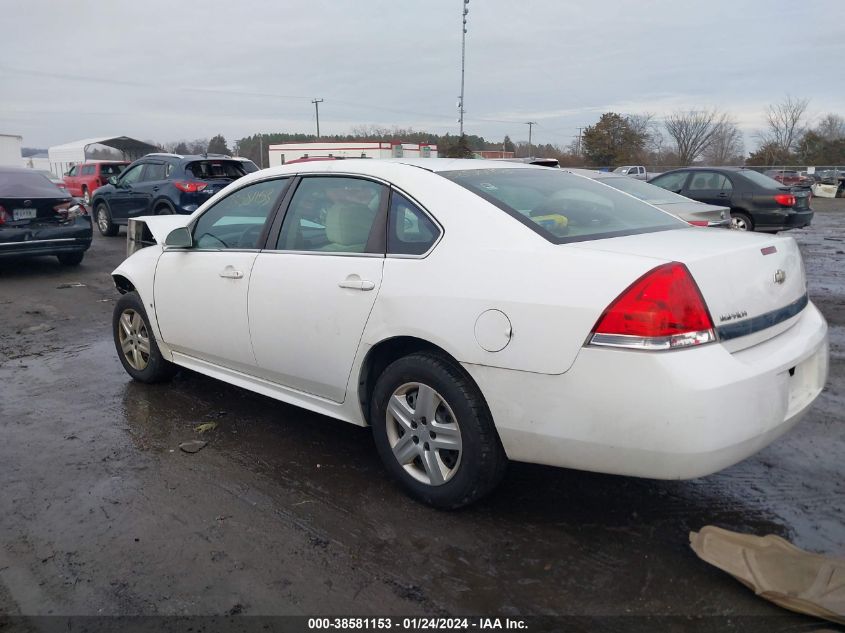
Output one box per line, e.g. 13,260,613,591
173,181,207,193
774,194,795,207
687,220,709,226
590,262,715,350
0,204,6,225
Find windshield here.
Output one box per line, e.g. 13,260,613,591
439,168,686,244
186,160,248,180
594,176,694,205
738,170,787,189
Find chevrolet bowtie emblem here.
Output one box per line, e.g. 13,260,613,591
774,269,786,284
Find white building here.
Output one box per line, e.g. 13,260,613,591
268,141,437,167
0,133,23,167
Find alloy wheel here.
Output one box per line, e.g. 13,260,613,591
97,208,110,234
731,216,748,231
118,309,151,371
385,382,462,486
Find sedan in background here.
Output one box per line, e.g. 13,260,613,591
568,168,730,226
0,167,92,265
110,159,827,508
649,167,813,232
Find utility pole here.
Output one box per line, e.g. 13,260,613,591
525,121,537,157
458,0,469,136
576,127,584,157
259,134,264,168
311,98,324,138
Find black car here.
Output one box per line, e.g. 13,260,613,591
0,167,92,265
90,154,259,236
648,167,813,232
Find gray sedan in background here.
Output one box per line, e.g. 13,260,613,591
568,169,731,227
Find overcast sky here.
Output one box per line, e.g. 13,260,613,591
1,0,842,150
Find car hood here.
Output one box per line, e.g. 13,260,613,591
134,214,191,244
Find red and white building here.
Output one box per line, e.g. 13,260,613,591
268,141,437,166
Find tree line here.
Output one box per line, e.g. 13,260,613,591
154,96,844,169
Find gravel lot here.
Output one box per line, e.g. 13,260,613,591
1,199,843,629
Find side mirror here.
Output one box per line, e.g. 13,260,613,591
165,227,192,249
108,176,118,186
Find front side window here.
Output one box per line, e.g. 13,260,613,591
193,178,289,249
388,191,440,255
67,166,77,177
276,177,385,253
119,164,145,185
441,168,685,244
650,171,689,192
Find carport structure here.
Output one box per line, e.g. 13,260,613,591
48,136,158,176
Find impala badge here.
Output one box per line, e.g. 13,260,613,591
774,269,786,284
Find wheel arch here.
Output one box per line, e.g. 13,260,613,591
153,198,177,214
112,274,136,295
356,335,489,427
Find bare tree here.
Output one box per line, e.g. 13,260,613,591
701,118,745,165
764,95,809,154
664,109,726,165
815,113,845,141
626,112,664,161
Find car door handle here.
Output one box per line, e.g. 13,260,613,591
717,192,729,198
152,186,159,192
219,269,244,279
338,278,375,291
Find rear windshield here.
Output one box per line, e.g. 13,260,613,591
100,163,127,176
737,170,786,189
595,176,693,205
185,160,247,180
440,168,685,244
0,169,68,198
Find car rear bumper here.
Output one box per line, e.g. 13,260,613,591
0,219,93,259
757,209,813,231
463,301,828,479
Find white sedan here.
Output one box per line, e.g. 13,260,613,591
111,159,828,508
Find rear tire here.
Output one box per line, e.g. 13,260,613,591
57,252,84,266
730,211,753,231
95,203,118,237
370,352,507,509
113,292,177,383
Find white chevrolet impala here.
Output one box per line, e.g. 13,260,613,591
111,159,828,508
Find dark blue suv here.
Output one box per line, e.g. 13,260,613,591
90,153,258,236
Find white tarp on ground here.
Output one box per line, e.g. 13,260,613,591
48,136,158,176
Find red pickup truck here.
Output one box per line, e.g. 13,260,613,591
63,162,129,203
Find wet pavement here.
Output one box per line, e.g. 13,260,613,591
1,203,843,626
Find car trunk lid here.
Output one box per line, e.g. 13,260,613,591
572,228,807,350
0,196,75,227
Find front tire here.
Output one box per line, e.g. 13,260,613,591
730,211,753,231
82,187,90,205
370,352,507,509
96,203,118,237
113,292,177,383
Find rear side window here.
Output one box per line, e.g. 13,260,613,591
388,192,440,255
81,165,96,176
100,164,126,176
185,160,247,181
441,168,684,244
143,163,167,181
